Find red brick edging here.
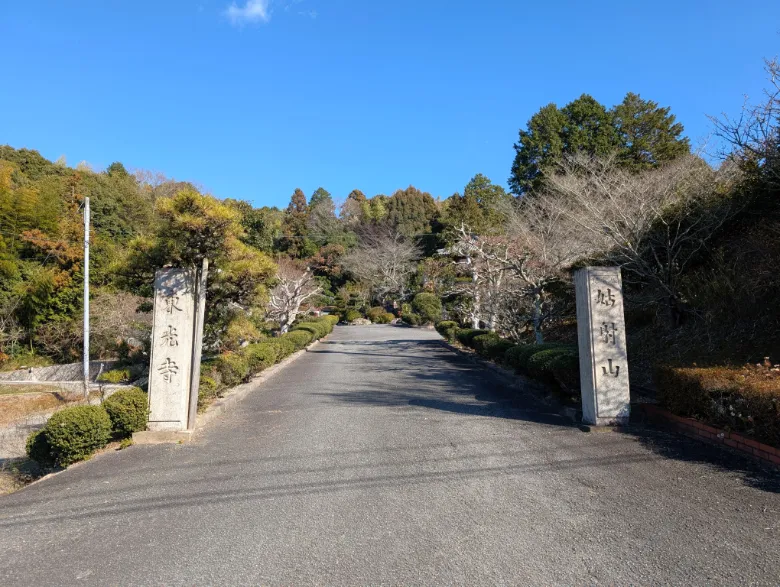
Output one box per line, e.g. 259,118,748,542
639,404,780,468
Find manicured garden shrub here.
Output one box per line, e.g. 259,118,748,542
283,330,314,350
97,368,132,384
215,352,251,387
435,321,459,342
103,387,149,437
366,307,386,323
473,334,515,361
269,337,296,360
412,293,442,324
504,343,568,374
198,374,221,410
527,347,575,380
456,328,490,347
402,313,421,326
655,364,780,448
375,312,395,324
323,314,339,326
34,405,112,467
344,309,362,323
26,429,55,468
242,342,279,372
547,351,580,392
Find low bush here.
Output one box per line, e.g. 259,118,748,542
655,363,780,448
242,342,279,372
283,330,314,350
402,313,421,326
343,309,362,323
435,321,459,342
473,334,515,361
412,293,442,324
215,352,251,387
26,429,55,468
527,347,575,380
323,314,340,326
97,368,132,384
28,405,113,467
547,351,580,392
103,387,149,437
268,337,296,360
375,312,395,324
456,328,490,347
198,374,220,410
504,343,568,374
366,307,387,323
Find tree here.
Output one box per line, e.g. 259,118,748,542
612,93,690,172
105,162,130,178
281,188,314,258
341,228,421,302
309,187,333,210
443,174,511,236
544,153,740,326
267,258,322,333
384,186,438,237
340,189,367,224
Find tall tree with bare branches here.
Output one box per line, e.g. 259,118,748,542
267,259,322,333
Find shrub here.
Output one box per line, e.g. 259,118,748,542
402,313,421,326
242,342,278,372
412,293,442,324
527,348,574,380
293,320,330,340
435,321,459,342
26,429,55,468
103,387,149,437
548,351,580,392
215,352,251,387
97,368,131,384
456,329,490,347
268,337,296,360
36,405,112,466
283,330,314,350
504,343,568,374
655,364,780,448
366,307,386,323
377,312,395,324
344,309,362,323
198,375,221,409
323,314,339,326
473,334,515,361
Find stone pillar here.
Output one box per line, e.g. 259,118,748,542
574,267,630,426
147,268,197,432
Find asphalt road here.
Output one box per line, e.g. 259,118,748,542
1,325,778,586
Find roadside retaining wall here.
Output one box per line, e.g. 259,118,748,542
0,360,121,383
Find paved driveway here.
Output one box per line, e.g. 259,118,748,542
1,325,778,585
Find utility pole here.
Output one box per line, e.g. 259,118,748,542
83,197,90,399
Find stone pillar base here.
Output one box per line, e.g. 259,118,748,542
132,430,193,445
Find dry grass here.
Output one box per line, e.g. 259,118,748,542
0,389,101,426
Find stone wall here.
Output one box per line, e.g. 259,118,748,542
0,360,121,382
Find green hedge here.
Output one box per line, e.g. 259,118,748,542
215,352,251,387
242,342,279,372
366,307,386,323
27,405,113,467
402,313,421,326
103,387,149,437
527,348,573,380
472,334,515,361
435,321,459,341
375,312,394,324
97,368,132,384
283,330,314,350
457,328,490,347
343,309,362,322
504,343,568,374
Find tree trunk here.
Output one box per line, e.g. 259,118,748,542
532,291,544,344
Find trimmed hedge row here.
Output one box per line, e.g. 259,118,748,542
655,364,780,449
436,321,581,397
202,315,337,409
27,387,149,468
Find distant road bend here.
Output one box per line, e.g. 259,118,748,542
1,325,778,585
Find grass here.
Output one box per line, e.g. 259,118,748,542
0,384,63,396
0,353,54,372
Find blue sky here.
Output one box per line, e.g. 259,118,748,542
1,1,778,208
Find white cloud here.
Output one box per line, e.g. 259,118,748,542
225,0,271,25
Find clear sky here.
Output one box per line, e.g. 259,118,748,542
1,1,778,208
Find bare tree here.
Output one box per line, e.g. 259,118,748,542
267,259,322,333
710,57,780,187
341,228,420,303
545,153,741,325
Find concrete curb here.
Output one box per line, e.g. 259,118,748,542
192,337,325,434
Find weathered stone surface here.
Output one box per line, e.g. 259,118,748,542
132,430,193,445
0,360,121,382
147,269,196,432
575,267,630,426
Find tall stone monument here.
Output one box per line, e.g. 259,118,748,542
574,267,630,426
147,268,197,432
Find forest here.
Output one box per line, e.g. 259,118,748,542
1,60,779,435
